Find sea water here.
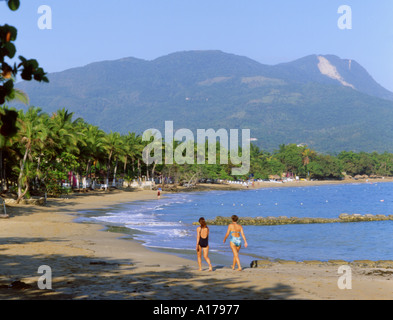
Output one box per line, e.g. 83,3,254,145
77,182,393,265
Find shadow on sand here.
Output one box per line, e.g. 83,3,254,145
0,244,297,300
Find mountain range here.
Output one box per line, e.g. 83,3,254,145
15,50,393,153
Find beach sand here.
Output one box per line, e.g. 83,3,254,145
0,183,392,300
191,177,393,191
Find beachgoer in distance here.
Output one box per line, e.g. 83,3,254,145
157,187,161,199
196,217,213,271
223,215,248,271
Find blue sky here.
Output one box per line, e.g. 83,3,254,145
3,0,393,91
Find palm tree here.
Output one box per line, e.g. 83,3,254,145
77,123,106,187
302,148,316,179
103,131,124,189
0,106,19,191
0,88,28,191
31,112,52,191
49,108,83,154
4,88,29,105
47,108,84,187
125,133,144,179
15,106,49,203
142,130,164,181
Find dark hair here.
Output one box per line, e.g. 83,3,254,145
199,217,207,228
231,215,239,222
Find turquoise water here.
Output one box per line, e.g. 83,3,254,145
80,182,393,265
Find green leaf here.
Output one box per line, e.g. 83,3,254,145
28,59,39,69
3,42,16,58
7,25,17,41
20,69,32,81
0,87,5,105
7,0,20,11
0,109,18,137
0,25,17,43
3,79,14,95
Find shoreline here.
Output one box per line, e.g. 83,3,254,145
1,183,393,299
181,177,393,192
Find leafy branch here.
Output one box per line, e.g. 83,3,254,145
0,0,48,135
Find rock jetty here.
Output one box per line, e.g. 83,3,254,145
250,259,393,269
196,214,393,226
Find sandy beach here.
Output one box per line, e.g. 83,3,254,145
0,181,392,300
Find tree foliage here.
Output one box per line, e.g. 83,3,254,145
3,106,393,202
0,1,48,141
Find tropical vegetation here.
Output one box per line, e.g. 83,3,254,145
3,105,393,203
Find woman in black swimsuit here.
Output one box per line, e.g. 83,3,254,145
196,217,213,271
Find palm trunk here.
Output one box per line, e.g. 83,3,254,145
131,158,136,177
85,160,91,178
17,180,29,203
0,149,4,192
106,151,112,191
151,161,156,180
144,149,150,181
85,160,91,190
137,159,141,180
34,155,42,191
112,158,118,187
123,156,128,174
17,146,29,203
162,173,166,191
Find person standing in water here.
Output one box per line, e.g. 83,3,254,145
196,217,213,271
157,187,161,199
223,215,248,271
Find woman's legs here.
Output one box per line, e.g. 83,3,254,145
197,245,202,271
230,242,242,271
203,246,213,271
197,245,212,271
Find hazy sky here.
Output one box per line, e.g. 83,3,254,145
3,0,393,91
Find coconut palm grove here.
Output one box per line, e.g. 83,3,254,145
2,105,393,204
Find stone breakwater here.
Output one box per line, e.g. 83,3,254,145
250,259,393,269
194,214,393,226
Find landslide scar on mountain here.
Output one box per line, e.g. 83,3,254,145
317,56,355,89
